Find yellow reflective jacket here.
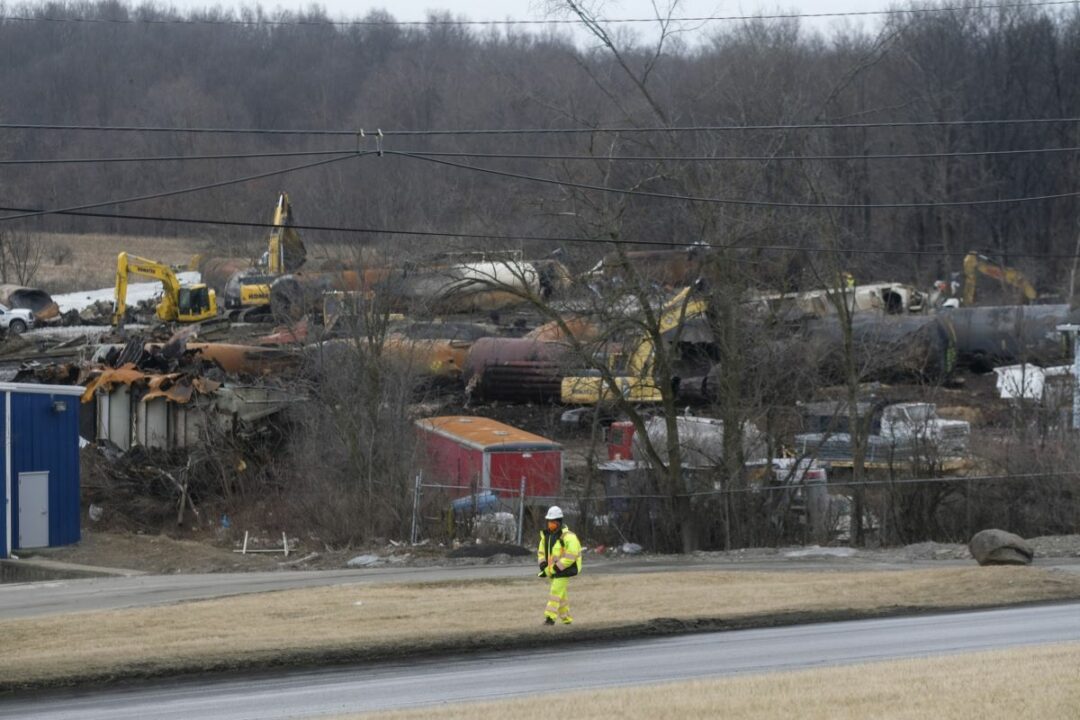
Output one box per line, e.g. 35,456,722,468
537,526,582,578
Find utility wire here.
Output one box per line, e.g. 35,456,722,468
0,1,1075,27
6,144,1080,166
0,152,363,224
20,204,1080,260
2,116,1080,137
402,146,1080,162
0,148,360,165
384,117,1080,136
15,145,1080,233
391,150,1080,210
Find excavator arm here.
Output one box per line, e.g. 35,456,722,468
962,252,1036,306
560,286,709,404
114,252,182,325
621,286,706,384
266,192,306,275
113,252,216,326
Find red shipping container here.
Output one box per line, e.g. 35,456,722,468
415,416,563,498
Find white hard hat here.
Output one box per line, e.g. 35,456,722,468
545,506,564,520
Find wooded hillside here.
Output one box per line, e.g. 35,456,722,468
1,1,1078,286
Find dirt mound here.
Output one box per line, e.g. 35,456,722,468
23,530,281,574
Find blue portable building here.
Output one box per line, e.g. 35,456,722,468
0,382,84,558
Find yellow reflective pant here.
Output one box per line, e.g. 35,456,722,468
545,576,572,624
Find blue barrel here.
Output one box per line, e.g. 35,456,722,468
451,491,499,515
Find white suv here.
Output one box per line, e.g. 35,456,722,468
0,303,34,334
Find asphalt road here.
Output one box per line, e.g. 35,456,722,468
2,602,1076,719
0,555,998,619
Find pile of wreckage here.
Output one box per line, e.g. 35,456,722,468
2,246,1076,438
0,241,1075,532
0,319,306,528
9,327,302,452
4,233,1076,402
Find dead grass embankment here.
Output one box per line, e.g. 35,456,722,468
2,567,1078,692
30,232,212,293
355,642,1080,720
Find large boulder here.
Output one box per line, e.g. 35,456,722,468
970,529,1034,566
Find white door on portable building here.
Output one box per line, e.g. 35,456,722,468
18,471,49,548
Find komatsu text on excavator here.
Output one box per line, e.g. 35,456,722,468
113,252,217,326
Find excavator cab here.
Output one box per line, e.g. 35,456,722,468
176,285,217,323
177,284,208,319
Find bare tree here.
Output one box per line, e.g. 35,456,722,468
285,274,420,545
0,230,45,285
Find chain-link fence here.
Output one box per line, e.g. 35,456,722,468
408,469,1080,551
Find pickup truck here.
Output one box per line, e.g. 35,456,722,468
0,302,34,335
795,401,970,467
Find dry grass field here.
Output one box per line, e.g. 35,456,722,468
24,232,214,293
22,231,373,294
356,642,1080,720
2,567,1078,689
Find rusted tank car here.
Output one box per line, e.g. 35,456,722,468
270,271,364,319
197,258,251,295
271,258,569,320
589,248,709,287
462,318,598,402
464,337,569,402
0,285,60,321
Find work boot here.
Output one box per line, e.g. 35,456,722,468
544,617,555,625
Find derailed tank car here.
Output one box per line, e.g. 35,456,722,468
796,314,957,385
937,304,1079,372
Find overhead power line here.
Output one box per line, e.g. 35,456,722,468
19,204,1080,260
5,144,1077,229
2,116,1080,137
0,152,362,224
383,117,1080,136
391,150,1080,209
5,144,1080,166
403,146,1080,162
0,149,358,165
0,1,1075,27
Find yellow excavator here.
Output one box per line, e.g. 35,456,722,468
113,252,218,326
962,252,1037,306
225,192,307,318
560,286,710,404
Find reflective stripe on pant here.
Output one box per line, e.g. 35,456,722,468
545,576,572,623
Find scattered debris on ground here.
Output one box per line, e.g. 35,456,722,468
3,233,1080,561
17,530,1080,576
